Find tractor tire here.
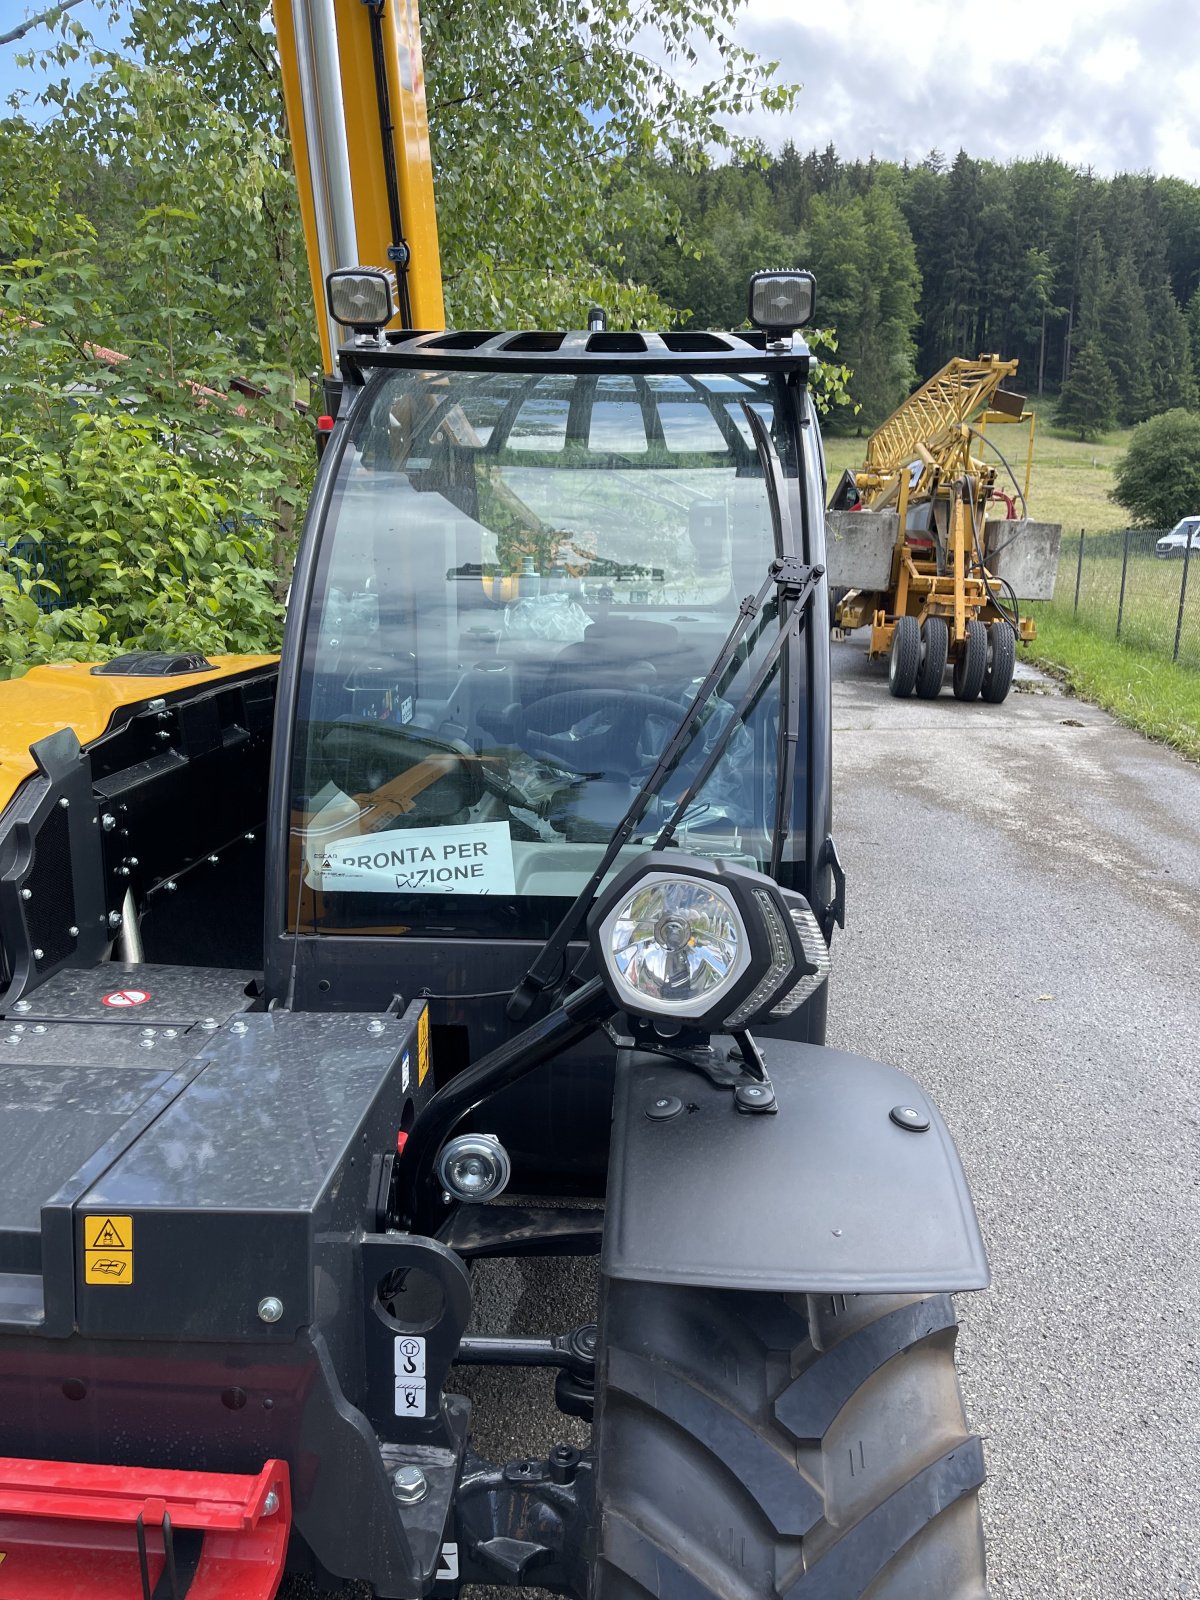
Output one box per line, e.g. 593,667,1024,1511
593,1281,988,1600
952,619,988,701
888,616,920,698
981,622,1016,703
915,616,948,699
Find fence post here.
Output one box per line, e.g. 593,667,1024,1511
1116,527,1131,639
1073,527,1085,614
1174,533,1194,662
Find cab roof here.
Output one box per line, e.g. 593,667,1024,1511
339,326,813,382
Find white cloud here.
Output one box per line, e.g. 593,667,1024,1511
699,0,1200,178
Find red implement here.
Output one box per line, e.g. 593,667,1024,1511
0,1456,290,1599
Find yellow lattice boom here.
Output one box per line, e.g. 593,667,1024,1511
857,354,1026,509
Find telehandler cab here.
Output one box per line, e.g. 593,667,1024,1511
0,270,990,1599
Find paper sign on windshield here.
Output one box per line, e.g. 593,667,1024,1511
311,820,515,895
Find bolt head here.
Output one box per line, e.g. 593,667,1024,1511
13,1000,31,1013
391,1466,428,1504
164,880,178,892
263,1490,280,1516
32,948,44,961
20,887,31,901
231,1019,248,1034
68,925,79,938
107,911,123,929
58,796,70,809
367,1018,385,1034
889,1103,931,1133
139,1038,155,1050
208,854,219,864
101,813,116,831
257,1296,284,1324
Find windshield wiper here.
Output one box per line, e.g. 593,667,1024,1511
504,401,822,1023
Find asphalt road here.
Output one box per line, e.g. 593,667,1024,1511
289,637,1200,1599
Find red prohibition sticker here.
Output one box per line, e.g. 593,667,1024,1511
101,988,151,1009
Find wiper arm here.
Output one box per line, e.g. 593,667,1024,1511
654,557,820,851
505,567,782,1022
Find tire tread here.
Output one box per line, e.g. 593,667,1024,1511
593,1283,987,1600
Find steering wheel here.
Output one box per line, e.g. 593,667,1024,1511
520,689,684,779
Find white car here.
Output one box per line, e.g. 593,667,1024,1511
1155,516,1200,557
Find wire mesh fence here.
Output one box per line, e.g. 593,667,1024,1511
1051,527,1200,670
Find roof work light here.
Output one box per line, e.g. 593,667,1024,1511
747,270,816,334
326,268,397,333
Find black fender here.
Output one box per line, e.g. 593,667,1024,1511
603,1042,989,1294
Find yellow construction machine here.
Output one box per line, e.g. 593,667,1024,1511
829,354,1054,703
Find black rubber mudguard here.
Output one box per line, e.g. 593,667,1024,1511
603,1043,989,1294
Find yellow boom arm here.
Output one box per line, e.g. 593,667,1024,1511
273,0,445,376
856,355,1027,510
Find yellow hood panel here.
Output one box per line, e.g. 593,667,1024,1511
0,656,278,816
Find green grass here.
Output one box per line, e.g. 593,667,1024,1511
1022,609,1200,761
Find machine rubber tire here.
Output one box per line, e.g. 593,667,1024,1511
915,616,948,699
888,616,920,698
593,1281,988,1600
981,622,1016,703
952,619,988,701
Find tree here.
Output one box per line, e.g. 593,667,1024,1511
1100,253,1154,425
1014,246,1062,397
803,187,919,427
1112,409,1200,527
1147,278,1197,414
2,0,805,670
1056,340,1117,441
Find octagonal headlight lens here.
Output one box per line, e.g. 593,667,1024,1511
605,876,744,1016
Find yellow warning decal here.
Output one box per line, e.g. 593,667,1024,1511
417,1006,431,1086
83,1215,134,1286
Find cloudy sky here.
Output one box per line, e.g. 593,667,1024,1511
716,0,1200,178
3,0,1200,179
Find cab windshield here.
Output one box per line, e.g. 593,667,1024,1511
290,364,807,939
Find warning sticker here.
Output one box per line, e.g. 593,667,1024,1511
417,1007,431,1086
83,1215,134,1286
395,1334,426,1377
102,988,150,1008
395,1334,427,1415
308,820,515,897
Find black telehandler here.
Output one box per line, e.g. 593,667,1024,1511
0,270,990,1599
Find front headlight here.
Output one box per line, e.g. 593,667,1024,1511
589,852,829,1031
603,874,748,1018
